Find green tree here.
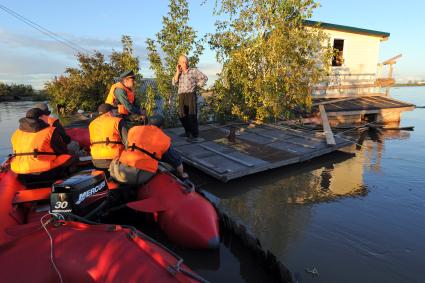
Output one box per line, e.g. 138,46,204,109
110,35,141,80
143,85,157,116
45,52,113,112
0,82,38,98
45,35,140,113
146,0,204,126
209,0,333,122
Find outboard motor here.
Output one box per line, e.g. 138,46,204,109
50,170,109,218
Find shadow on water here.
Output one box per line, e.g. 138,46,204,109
106,207,283,283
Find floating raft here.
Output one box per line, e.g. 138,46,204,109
165,123,352,182
313,96,415,116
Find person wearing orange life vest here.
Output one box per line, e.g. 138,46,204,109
89,104,128,170
34,102,71,145
105,70,143,118
109,115,188,186
10,108,76,183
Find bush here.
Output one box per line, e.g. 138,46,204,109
44,36,140,113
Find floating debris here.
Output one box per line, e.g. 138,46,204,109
305,267,319,277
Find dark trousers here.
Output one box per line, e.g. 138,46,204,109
179,105,199,138
17,157,77,186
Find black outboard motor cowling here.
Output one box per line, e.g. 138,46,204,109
50,170,109,217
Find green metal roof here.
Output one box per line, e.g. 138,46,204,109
303,20,390,38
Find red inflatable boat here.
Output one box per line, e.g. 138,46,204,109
0,162,209,282
125,171,220,248
0,220,204,283
0,164,218,250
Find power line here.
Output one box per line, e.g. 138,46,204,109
0,3,88,53
0,3,90,54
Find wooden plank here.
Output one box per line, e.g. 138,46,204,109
312,92,385,99
243,129,278,141
223,156,300,181
187,157,229,174
208,129,303,155
179,156,228,182
235,131,275,145
378,96,415,107
312,97,359,106
370,97,407,107
242,128,316,148
280,117,321,126
326,106,416,116
376,78,395,87
260,123,324,142
199,144,255,167
324,103,344,109
382,54,402,65
300,140,352,162
339,99,367,108
278,139,316,149
319,105,336,146
360,96,397,108
267,141,317,153
313,83,379,91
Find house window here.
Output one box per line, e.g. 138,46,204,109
332,39,344,67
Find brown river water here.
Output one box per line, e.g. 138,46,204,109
1,86,424,282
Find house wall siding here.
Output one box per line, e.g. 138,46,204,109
327,29,382,74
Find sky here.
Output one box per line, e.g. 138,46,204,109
0,0,424,89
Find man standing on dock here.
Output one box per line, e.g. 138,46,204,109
172,55,208,142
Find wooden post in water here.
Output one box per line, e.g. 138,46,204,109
319,105,336,146
382,54,402,95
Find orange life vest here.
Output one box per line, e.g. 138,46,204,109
10,127,72,174
40,115,58,126
105,82,135,115
119,125,171,173
89,112,124,160
47,116,58,126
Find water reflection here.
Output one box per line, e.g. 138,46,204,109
196,116,424,282
195,149,365,256
203,149,363,203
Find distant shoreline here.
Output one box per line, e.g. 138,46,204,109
0,95,47,102
393,84,425,87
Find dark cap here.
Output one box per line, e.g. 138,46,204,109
148,115,164,127
34,102,51,115
26,108,44,119
118,70,136,81
98,103,114,114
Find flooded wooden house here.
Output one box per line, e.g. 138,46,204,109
305,20,415,126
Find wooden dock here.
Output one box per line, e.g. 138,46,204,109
164,123,352,182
